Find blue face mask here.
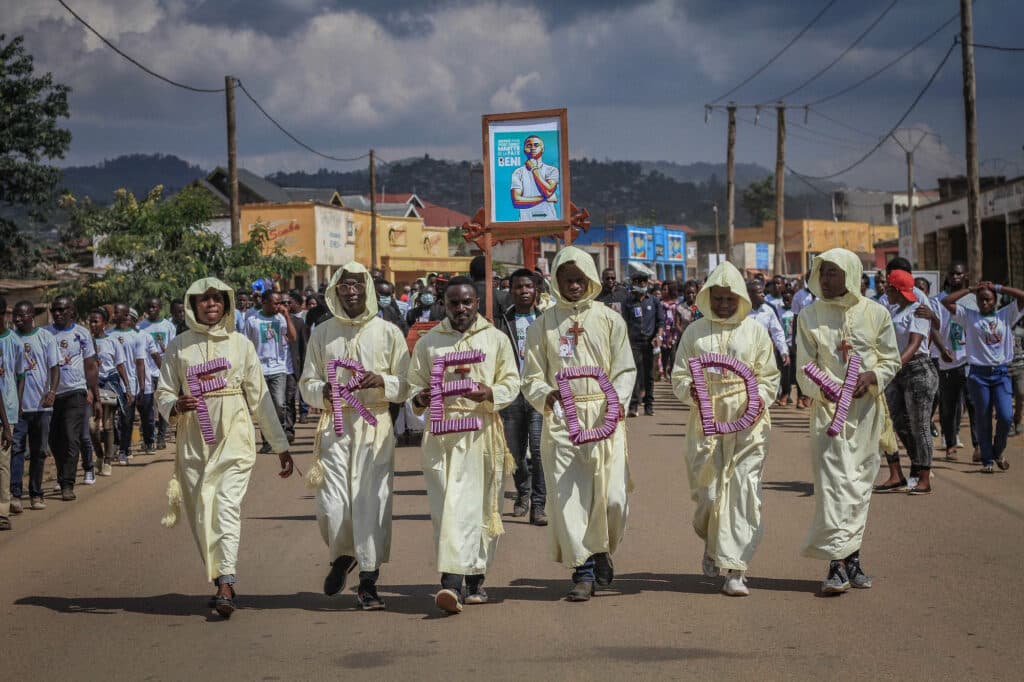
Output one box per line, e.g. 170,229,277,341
378,296,392,307
420,293,435,306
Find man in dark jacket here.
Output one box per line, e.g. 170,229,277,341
494,268,547,525
375,280,409,336
622,272,664,417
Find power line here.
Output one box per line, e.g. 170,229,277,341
788,40,957,180
771,0,901,103
803,11,959,106
966,41,1024,53
56,0,225,93
234,80,371,163
709,0,839,104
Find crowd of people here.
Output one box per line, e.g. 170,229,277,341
1,250,1021,617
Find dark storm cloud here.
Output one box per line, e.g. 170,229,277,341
7,0,1023,187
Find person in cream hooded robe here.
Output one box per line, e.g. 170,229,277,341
156,277,292,617
299,262,409,611
671,261,779,597
521,246,637,602
796,248,900,594
407,276,520,614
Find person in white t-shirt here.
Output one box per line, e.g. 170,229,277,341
510,135,560,221
0,297,18,527
874,271,938,495
87,308,131,477
10,302,59,512
109,303,147,463
139,298,176,449
943,281,1024,472
244,290,296,453
44,295,99,497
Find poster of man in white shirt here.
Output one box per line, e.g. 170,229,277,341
510,135,559,221
484,108,569,227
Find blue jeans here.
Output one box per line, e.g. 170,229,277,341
499,394,545,505
967,365,1013,466
12,411,52,499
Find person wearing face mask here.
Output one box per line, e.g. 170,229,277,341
521,247,636,602
373,280,408,336
671,262,779,597
621,272,664,417
406,286,438,326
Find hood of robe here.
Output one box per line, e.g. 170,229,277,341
184,277,235,338
695,261,751,324
325,262,378,326
550,246,602,310
808,247,863,309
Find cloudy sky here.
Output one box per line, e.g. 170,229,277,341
7,0,1023,189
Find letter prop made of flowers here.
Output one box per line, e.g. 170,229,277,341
327,358,378,436
430,349,486,435
802,354,861,437
186,357,231,445
687,353,763,437
555,365,622,445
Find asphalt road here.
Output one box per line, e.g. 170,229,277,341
3,382,1022,680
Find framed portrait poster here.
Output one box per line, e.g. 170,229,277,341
482,108,570,237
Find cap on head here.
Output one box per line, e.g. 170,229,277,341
887,270,917,302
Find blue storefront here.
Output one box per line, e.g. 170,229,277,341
571,224,687,281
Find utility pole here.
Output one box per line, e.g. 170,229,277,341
713,203,721,261
959,0,983,279
225,75,240,245
890,129,930,268
369,149,377,269
774,102,786,275
726,104,737,260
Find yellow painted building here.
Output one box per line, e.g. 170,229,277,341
348,210,472,285
734,220,897,274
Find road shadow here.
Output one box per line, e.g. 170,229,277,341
247,514,316,521
393,489,427,496
394,470,423,477
506,572,820,597
762,480,814,497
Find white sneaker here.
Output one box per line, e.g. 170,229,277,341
906,476,919,491
83,471,96,485
722,570,749,596
52,481,61,493
702,552,720,578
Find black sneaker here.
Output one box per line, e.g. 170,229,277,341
844,553,872,589
512,493,530,517
644,407,655,416
61,488,77,502
156,437,166,450
323,555,357,596
530,505,548,526
567,581,594,602
822,560,850,594
594,553,615,588
258,443,273,455
356,580,386,611
464,585,489,605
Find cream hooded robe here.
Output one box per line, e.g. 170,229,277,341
522,247,637,568
299,263,409,570
796,248,901,561
670,261,779,572
407,306,520,575
156,278,290,581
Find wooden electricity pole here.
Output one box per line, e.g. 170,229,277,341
959,0,983,278
369,149,378,269
225,75,240,245
774,102,786,275
726,104,737,260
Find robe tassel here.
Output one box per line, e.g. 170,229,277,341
304,412,331,490
160,473,182,528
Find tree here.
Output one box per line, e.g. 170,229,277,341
741,175,776,225
67,185,306,312
0,34,71,277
